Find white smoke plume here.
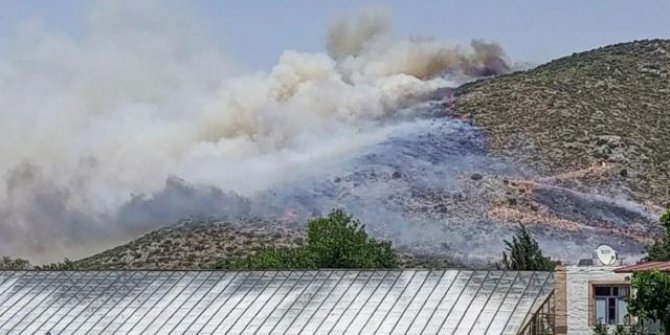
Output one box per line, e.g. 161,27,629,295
327,8,509,80
326,8,392,60
0,2,510,262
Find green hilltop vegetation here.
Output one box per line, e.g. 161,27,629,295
456,39,670,205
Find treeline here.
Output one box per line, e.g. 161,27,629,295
0,257,79,270
0,256,31,270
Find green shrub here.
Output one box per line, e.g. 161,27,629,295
222,209,398,270
0,256,32,270
592,322,608,335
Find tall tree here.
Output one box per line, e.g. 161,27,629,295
502,224,557,271
646,209,670,261
627,270,670,335
227,209,398,269
303,209,397,269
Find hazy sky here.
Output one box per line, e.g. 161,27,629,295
1,0,669,69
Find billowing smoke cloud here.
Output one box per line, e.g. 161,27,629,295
327,8,510,80
326,8,391,60
0,2,511,262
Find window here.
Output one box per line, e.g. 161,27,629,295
593,285,629,325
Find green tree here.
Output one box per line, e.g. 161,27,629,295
502,224,557,271
627,270,670,335
303,209,397,268
646,209,670,261
226,209,398,269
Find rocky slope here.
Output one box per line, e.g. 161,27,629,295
455,39,670,206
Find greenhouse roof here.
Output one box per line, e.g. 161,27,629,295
0,269,553,334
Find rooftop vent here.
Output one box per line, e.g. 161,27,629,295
577,259,594,267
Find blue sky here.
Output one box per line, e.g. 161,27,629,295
1,0,669,69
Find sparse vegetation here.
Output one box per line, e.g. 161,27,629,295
456,39,670,205
69,217,304,269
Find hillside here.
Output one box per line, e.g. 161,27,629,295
16,40,670,269
455,39,670,205
71,217,462,269
72,218,303,269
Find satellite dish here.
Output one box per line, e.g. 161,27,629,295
594,244,618,266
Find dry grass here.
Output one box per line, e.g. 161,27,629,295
488,203,654,244
455,39,670,205
73,218,304,269
537,161,610,183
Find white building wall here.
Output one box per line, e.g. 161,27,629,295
565,266,628,335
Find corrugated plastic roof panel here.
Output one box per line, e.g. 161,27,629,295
0,270,553,334
614,261,670,273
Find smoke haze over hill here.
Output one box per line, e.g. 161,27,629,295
0,2,513,262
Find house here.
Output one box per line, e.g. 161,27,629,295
554,252,670,335
554,264,629,335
